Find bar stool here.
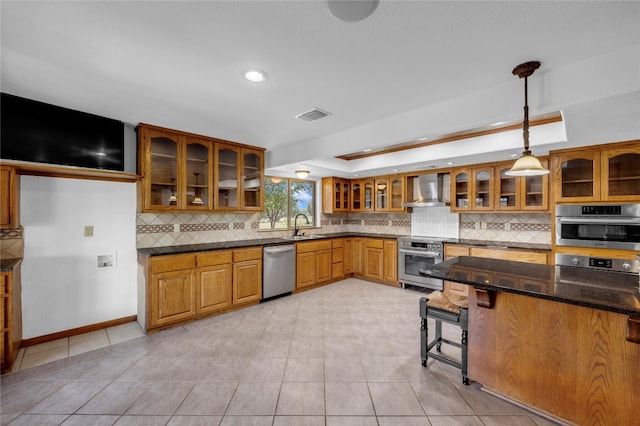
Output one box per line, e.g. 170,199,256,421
420,291,470,385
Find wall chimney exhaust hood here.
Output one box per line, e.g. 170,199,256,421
403,173,450,207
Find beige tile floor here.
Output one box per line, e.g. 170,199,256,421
1,278,561,426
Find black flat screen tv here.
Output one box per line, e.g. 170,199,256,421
1,93,125,171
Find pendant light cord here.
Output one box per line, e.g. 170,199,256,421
523,75,530,154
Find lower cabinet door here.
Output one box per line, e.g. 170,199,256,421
316,250,331,283
233,259,262,305
151,270,196,327
197,264,233,314
296,252,316,288
364,248,383,280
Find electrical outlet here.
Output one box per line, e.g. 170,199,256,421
505,222,511,231
97,254,116,269
481,221,487,230
84,226,94,237
474,222,480,230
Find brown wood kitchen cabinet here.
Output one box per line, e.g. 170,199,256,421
344,237,363,274
0,262,22,374
495,159,549,211
139,246,262,332
363,238,399,286
0,165,20,229
137,123,264,213
296,240,332,289
322,177,350,213
350,179,374,212
451,166,494,212
331,239,345,280
550,140,640,203
232,247,262,304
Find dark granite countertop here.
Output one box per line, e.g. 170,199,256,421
0,258,22,272
137,232,407,256
424,256,640,316
450,239,551,251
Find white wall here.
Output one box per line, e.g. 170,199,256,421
20,176,137,339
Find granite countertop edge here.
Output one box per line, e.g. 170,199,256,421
137,232,404,256
425,257,640,317
138,234,551,256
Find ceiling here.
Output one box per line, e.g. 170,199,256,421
2,1,639,178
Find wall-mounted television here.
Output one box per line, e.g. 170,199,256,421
1,93,125,171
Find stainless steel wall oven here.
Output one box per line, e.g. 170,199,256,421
398,237,444,290
556,204,640,250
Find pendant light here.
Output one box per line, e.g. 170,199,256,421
505,61,549,176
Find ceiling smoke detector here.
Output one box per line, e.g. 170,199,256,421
295,108,332,123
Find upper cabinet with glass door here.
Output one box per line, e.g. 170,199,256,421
215,144,264,211
389,175,405,212
495,159,548,211
137,123,264,212
321,177,350,213
551,141,640,203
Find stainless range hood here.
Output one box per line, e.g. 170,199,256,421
403,173,450,207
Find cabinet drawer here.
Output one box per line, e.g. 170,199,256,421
197,250,233,267
297,240,332,253
331,239,344,249
332,247,344,263
151,254,196,273
233,247,262,262
445,245,470,257
365,239,384,249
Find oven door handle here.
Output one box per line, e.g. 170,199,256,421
399,249,442,257
558,217,640,225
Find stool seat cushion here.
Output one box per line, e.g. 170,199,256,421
426,291,469,314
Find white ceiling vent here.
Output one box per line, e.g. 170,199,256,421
295,108,332,123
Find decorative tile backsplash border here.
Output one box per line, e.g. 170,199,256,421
0,227,24,259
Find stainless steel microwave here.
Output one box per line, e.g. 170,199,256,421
556,204,640,250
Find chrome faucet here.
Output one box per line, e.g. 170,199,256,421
294,213,310,236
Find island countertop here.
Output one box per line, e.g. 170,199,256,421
424,256,640,316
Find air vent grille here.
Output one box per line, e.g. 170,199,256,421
295,108,332,122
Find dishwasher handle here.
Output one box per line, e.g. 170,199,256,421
264,245,295,255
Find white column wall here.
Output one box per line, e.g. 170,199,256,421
20,176,137,339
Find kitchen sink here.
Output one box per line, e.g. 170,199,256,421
281,234,327,241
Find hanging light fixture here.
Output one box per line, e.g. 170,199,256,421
505,61,549,176
295,170,310,179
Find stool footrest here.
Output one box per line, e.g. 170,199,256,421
427,352,461,370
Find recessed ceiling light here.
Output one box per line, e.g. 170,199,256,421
447,162,454,165
510,153,519,158
244,70,267,82
492,121,506,126
418,137,429,141
354,174,360,177
362,148,372,153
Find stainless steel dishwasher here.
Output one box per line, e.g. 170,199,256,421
262,244,295,300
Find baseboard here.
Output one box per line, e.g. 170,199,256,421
20,315,137,348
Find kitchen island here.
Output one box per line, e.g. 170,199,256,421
424,256,640,426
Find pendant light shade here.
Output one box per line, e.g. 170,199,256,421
295,170,310,179
505,61,549,177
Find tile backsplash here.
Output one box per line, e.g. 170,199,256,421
459,212,552,245
0,227,24,258
136,212,412,248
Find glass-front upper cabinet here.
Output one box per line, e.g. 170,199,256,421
496,167,519,210
242,149,263,210
473,168,493,210
363,179,374,211
142,127,180,210
553,151,600,202
601,147,640,201
351,181,362,211
451,169,470,211
389,176,404,212
216,145,239,209
341,180,350,211
185,139,211,209
375,178,389,211
522,159,548,210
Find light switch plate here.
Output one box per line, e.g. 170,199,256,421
84,226,94,237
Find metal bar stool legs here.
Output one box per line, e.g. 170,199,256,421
420,294,470,385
